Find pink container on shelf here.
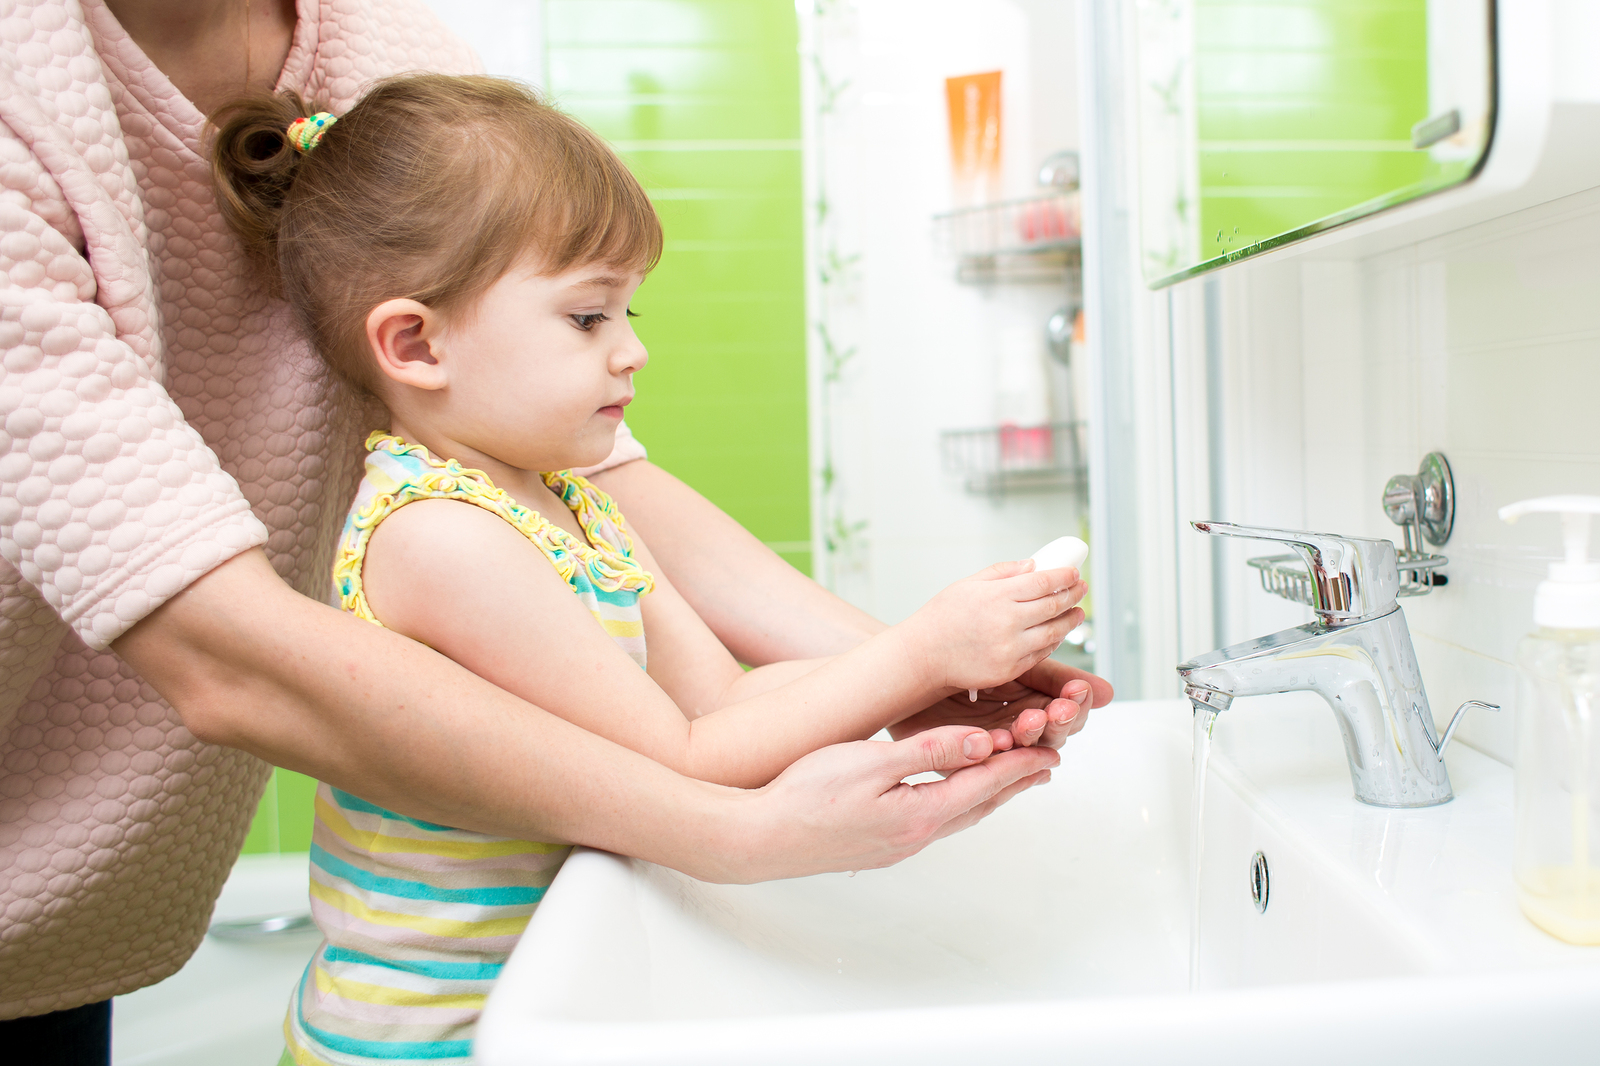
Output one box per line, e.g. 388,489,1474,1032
1016,193,1080,245
998,422,1055,469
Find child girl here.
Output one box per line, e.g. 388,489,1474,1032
210,75,1086,1066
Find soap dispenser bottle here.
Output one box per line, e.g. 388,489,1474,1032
1499,495,1600,944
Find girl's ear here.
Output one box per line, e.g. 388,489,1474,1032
367,299,447,391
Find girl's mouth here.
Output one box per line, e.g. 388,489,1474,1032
598,405,626,419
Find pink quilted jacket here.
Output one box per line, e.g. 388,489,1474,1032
0,0,644,1016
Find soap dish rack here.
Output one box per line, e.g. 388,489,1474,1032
1247,451,1456,606
1247,549,1446,605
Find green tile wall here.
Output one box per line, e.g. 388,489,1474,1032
547,0,811,574
239,767,317,855
242,0,810,855
1194,1,1469,259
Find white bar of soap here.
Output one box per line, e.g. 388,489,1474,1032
1031,536,1087,656
1031,535,1088,573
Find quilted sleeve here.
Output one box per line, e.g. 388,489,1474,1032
0,130,268,653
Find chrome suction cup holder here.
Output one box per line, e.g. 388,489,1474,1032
1385,451,1455,547
1246,452,1456,606
1382,451,1454,594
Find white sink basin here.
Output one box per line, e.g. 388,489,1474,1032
477,696,1600,1066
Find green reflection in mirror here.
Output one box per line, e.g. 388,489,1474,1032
1137,0,1493,287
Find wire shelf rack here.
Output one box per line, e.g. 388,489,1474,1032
940,421,1087,498
952,250,1081,286
933,192,1082,257
1246,549,1448,607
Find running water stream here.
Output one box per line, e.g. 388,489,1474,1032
1189,705,1219,990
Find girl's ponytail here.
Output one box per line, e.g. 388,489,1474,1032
208,90,326,283
203,74,662,399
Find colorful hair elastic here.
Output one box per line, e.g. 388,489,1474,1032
286,112,337,153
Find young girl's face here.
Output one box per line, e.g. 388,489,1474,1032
427,258,648,473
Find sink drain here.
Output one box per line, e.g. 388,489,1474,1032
1250,851,1270,913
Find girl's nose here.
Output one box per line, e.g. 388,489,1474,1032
614,332,648,375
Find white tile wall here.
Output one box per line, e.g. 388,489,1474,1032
1192,184,1600,766
810,0,1088,624
422,0,545,86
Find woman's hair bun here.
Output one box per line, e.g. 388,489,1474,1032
209,90,328,283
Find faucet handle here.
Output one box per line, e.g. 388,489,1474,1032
1193,521,1400,624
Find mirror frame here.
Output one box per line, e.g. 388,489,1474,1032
1142,4,1499,289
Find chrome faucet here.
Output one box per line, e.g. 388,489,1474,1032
1176,522,1495,808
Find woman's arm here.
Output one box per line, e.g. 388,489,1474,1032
358,499,1083,788
112,547,1061,883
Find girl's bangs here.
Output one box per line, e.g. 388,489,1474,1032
523,151,663,278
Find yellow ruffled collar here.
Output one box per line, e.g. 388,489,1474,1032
360,431,654,596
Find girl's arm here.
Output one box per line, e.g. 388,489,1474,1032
672,658,835,720
114,548,1061,882
361,499,1084,789
589,460,1115,743
586,461,883,663
618,537,1032,750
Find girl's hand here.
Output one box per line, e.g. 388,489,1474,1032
890,658,1114,750
899,560,1087,695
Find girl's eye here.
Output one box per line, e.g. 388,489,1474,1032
572,312,610,332
626,308,639,318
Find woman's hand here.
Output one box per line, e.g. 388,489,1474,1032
889,657,1114,750
899,560,1087,695
721,725,1060,883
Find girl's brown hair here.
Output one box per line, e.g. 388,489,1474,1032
210,75,663,396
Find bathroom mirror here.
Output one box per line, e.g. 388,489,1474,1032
1134,0,1494,287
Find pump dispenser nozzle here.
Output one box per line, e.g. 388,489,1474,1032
1499,496,1600,629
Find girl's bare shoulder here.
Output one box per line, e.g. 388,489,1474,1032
360,497,579,641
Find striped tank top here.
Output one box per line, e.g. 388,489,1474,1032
284,432,654,1066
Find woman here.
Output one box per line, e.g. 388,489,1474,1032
0,0,1110,1058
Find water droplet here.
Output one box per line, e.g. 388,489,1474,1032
847,870,857,877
